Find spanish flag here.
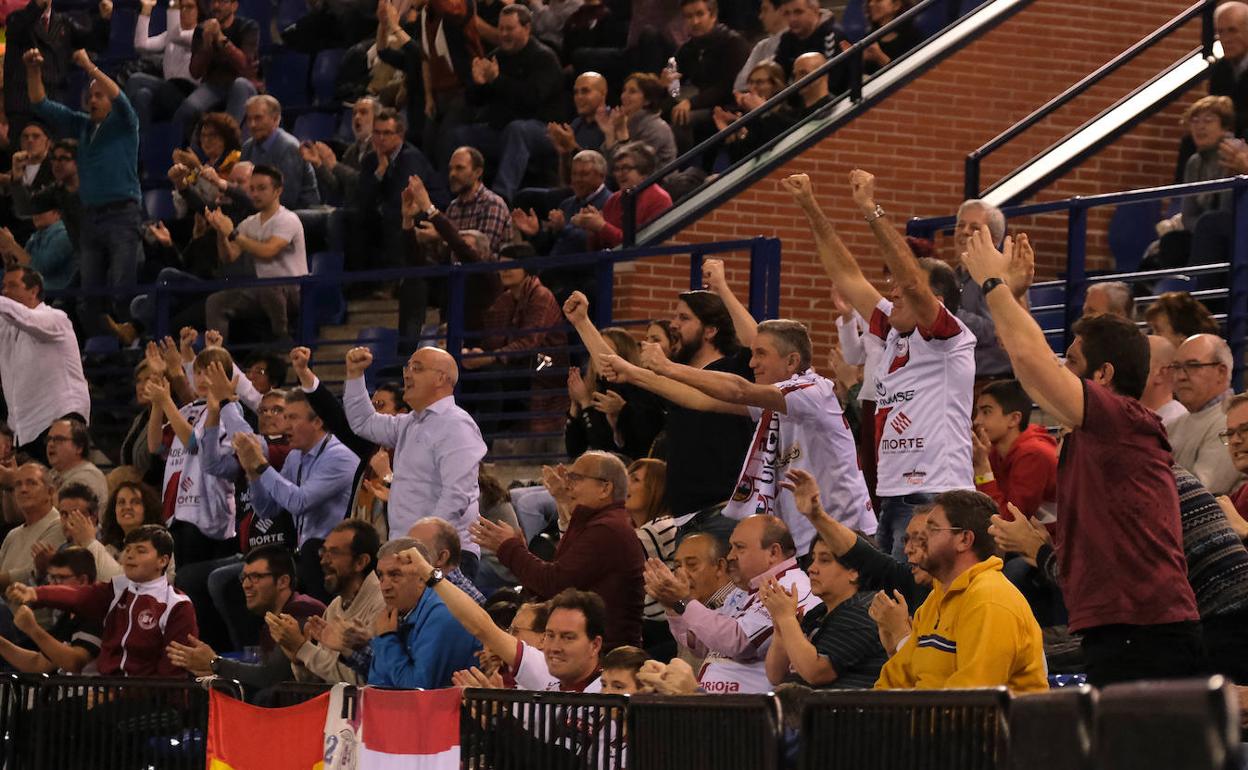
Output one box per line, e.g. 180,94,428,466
206,687,330,770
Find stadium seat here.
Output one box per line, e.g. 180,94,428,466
311,49,346,106
106,8,138,59
1107,200,1158,273
1095,677,1238,770
357,326,400,389
306,250,347,329
275,0,307,31
292,111,338,143
240,0,274,48
140,122,182,186
1154,275,1195,294
1028,284,1067,308
82,335,120,356
143,188,176,222
264,52,312,111
841,0,867,41
1007,687,1095,770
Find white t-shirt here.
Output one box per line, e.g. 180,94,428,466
837,310,884,404
742,371,876,554
868,298,976,497
697,563,821,694
512,640,603,693
161,402,236,540
239,206,307,279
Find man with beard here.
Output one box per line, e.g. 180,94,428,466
875,490,1047,692
563,280,755,545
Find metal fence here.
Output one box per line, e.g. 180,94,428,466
460,688,629,770
627,693,782,770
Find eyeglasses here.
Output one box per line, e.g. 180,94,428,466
614,164,637,173
925,523,965,534
317,546,351,558
239,571,275,585
508,625,535,635
372,128,399,136
45,436,72,444
258,406,284,416
50,155,73,162
1164,361,1224,375
565,471,607,484
1219,424,1248,445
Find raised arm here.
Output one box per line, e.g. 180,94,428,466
780,469,859,555
561,291,617,361
23,49,46,104
849,169,939,328
342,348,402,447
71,49,120,100
642,341,785,413
782,174,883,320
598,354,746,415
963,227,1083,427
702,258,757,347
144,377,194,448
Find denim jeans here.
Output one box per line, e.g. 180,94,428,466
79,200,144,336
124,73,190,129
173,77,258,135
510,485,557,543
492,119,555,203
877,492,937,561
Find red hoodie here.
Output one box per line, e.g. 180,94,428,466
978,425,1058,520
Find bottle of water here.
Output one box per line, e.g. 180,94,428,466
665,57,681,98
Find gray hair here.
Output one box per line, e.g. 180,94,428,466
460,229,489,258
245,94,282,118
1089,281,1135,321
581,450,629,503
378,537,430,562
20,461,55,491
572,149,608,176
957,199,1006,244
1211,334,1234,370
410,517,461,568
756,319,813,371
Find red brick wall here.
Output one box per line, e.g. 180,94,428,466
613,0,1206,361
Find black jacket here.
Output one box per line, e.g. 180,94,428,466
674,24,751,110
3,0,109,116
469,37,565,127
1209,57,1248,133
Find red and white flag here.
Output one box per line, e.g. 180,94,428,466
357,687,461,769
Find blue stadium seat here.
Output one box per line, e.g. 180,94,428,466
358,326,400,389
82,335,120,356
141,122,182,185
1028,284,1066,308
306,251,346,329
143,188,176,222
1154,275,1195,294
311,49,346,106
106,8,138,59
840,0,867,42
276,0,307,32
264,52,312,111
240,0,274,48
1107,200,1158,273
292,111,338,143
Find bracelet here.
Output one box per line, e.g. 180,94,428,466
864,204,886,223
974,472,995,486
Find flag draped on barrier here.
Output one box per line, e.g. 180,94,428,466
357,687,461,769
207,688,330,770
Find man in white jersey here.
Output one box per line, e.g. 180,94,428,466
644,514,820,693
601,318,875,555
787,171,1003,560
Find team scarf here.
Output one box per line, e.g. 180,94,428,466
723,370,820,521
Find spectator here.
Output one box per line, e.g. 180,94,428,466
876,490,1047,692
647,514,819,693
166,544,325,692
275,520,384,685
1223,394,1248,517
239,96,320,209
445,146,512,255
564,327,665,461
3,121,55,227
626,458,678,656
0,188,76,291
0,266,90,458
667,0,750,154
43,418,108,506
733,0,786,92
472,470,522,593
950,198,1012,379
408,516,486,605
473,450,645,650
47,139,83,249
0,463,67,590
418,0,485,166
565,288,753,542
169,112,244,216
304,97,379,204
512,149,612,265
28,48,143,338
126,0,199,129
608,313,876,555
1168,333,1242,495
1143,290,1221,349
228,389,360,601
545,73,609,188
0,546,100,673
670,532,738,669
119,346,185,488
279,0,374,51
1142,335,1188,428
1211,1,1248,134
598,74,677,171
772,0,845,87
1082,281,1134,320
10,524,195,677
242,351,287,394
179,0,260,129
100,481,166,565
855,0,921,75
963,226,1203,686
577,142,672,250
342,346,487,573
361,538,481,688
786,171,981,561
971,379,1057,519
600,645,652,694
762,535,886,689
713,60,794,163
457,4,565,203
645,319,678,357
203,164,308,342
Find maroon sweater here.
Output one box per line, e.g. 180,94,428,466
496,502,644,650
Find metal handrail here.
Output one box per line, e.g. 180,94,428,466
964,0,1216,199
620,0,964,246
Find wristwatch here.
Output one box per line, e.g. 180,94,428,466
227,228,239,242
864,204,886,223
253,462,270,476
426,568,444,588
981,277,1006,296
209,655,223,674
672,600,688,615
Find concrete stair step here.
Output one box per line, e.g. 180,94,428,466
347,298,400,314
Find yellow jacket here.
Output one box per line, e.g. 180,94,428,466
875,556,1048,693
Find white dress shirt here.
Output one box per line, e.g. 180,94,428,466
0,297,90,446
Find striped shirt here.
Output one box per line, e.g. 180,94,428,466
637,517,678,622
793,591,887,689
1174,466,1248,618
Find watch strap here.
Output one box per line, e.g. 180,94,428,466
864,204,886,223
981,277,1006,296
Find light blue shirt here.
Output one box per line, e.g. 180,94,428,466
253,433,359,545
343,377,486,551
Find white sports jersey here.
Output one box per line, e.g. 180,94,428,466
697,563,821,694
161,401,236,540
868,298,976,497
512,640,603,693
734,371,876,553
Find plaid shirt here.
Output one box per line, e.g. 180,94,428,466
446,183,512,255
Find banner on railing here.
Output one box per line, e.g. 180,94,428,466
207,687,330,769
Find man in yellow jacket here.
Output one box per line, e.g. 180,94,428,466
875,489,1048,693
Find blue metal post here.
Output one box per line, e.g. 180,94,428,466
766,238,782,319
964,154,980,201
1230,184,1248,389
622,190,637,247
153,283,171,341
446,269,466,392
748,239,767,320
297,278,316,345
1201,0,1216,58
1063,203,1089,351
689,249,705,290
594,257,615,329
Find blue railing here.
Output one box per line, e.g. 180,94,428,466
964,0,1215,201
908,176,1248,387
52,237,783,463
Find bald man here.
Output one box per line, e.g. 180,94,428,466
342,346,488,577
1142,335,1187,428
792,52,831,115
1082,282,1133,320
1212,2,1248,134
1168,334,1243,494
547,71,609,189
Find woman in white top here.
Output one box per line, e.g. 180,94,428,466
627,458,678,657
124,0,200,129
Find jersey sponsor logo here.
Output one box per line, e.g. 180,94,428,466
903,469,927,486
890,411,912,435
879,437,925,451
700,680,742,694
876,388,915,406
137,608,158,631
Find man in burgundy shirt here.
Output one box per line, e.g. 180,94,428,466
964,226,1202,686
471,450,645,650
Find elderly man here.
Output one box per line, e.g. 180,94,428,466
645,514,819,693
1169,333,1242,495
306,97,378,203
49,484,121,582
342,346,487,577
0,463,67,591
0,266,90,460
1142,335,1188,428
472,450,645,650
512,149,612,262
950,198,1012,379
44,418,108,506
1211,2,1248,134
408,517,485,605
1082,282,1134,320
239,95,319,209
671,533,740,670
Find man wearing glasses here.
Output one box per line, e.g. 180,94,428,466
875,490,1047,692
1168,333,1243,495
1223,394,1248,518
